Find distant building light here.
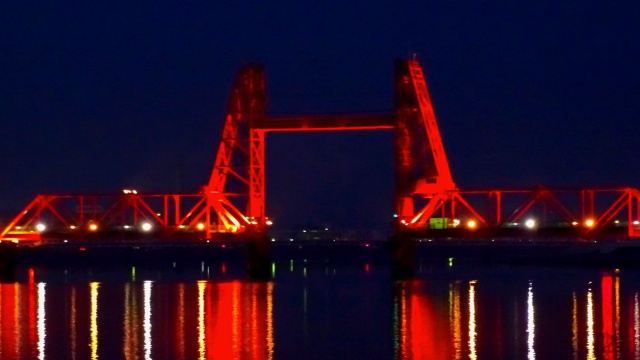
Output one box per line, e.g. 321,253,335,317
452,219,461,227
88,223,98,231
571,221,579,226
141,223,152,232
634,220,640,226
36,223,46,232
467,220,477,229
585,219,595,228
266,220,273,226
197,223,205,231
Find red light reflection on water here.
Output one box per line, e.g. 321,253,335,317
602,275,614,360
3,269,640,359
0,283,18,359
0,279,274,360
396,281,449,360
202,281,274,360
0,280,40,359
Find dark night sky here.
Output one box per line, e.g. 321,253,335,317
1,1,639,231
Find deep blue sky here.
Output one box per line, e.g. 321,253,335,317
1,1,639,231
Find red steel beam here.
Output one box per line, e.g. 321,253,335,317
255,114,395,132
3,59,639,241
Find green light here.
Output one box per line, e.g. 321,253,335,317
131,266,136,281
271,262,276,277
303,267,307,278
448,257,454,267
290,259,294,272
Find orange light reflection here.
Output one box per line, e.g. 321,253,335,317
587,288,595,360
635,293,640,360
70,287,77,360
123,283,141,360
90,282,99,360
572,292,578,360
449,282,462,360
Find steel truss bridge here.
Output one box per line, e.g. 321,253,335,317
2,58,639,243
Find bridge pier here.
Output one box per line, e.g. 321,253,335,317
0,242,16,283
247,235,271,280
390,233,416,279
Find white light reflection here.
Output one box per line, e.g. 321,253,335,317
469,280,477,360
90,282,99,360
587,288,595,360
37,283,46,360
527,282,535,360
143,281,152,360
198,281,206,360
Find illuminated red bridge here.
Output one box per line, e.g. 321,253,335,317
2,58,640,243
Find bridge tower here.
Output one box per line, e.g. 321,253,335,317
203,64,267,239
394,59,456,232
204,58,458,239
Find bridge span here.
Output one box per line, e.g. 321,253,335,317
2,58,639,244
1,57,639,277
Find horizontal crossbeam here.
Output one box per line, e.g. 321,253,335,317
255,114,394,132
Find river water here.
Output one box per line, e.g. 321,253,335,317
0,246,638,359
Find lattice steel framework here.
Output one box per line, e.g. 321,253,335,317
2,57,639,242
